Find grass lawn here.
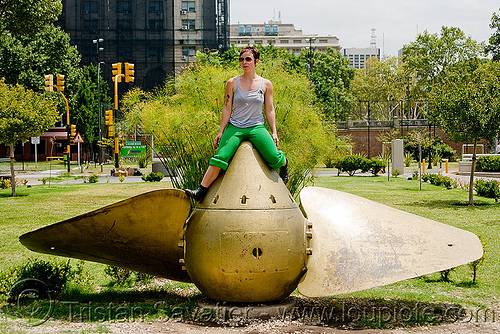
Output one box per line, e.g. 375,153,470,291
0,175,499,328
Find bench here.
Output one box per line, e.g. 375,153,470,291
0,158,10,163
46,156,63,161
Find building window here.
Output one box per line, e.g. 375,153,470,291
182,46,196,57
117,45,133,60
280,40,289,44
149,1,163,13
149,19,163,30
116,0,131,13
181,1,195,12
293,40,302,44
83,19,98,31
117,19,132,30
181,19,195,30
149,46,163,58
83,0,98,14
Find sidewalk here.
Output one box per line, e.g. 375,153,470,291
1,167,171,186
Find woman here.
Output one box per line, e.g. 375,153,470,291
185,46,288,202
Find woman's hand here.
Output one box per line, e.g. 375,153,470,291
214,132,223,149
272,132,279,147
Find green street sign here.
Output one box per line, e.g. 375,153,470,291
120,145,146,159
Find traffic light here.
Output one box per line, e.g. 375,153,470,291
108,126,114,137
105,110,113,126
112,62,122,83
44,74,53,92
124,62,135,83
70,124,76,137
56,74,65,92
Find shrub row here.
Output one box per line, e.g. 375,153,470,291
476,156,500,172
333,155,385,176
421,173,454,188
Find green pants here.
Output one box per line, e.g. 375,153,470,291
209,124,285,170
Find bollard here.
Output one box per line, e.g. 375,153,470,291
423,159,426,174
445,159,449,173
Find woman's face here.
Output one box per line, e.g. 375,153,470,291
239,50,258,71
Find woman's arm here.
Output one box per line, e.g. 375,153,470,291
214,78,235,148
263,79,279,147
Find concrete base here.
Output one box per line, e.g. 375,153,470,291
459,161,473,174
152,162,176,177
197,297,296,322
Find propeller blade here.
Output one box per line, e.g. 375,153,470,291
298,186,483,297
20,189,192,282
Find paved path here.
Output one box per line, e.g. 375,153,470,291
2,167,499,187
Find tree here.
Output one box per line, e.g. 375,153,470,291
0,80,58,196
0,0,62,37
350,56,406,120
403,26,483,99
300,47,355,121
428,59,500,205
485,8,500,61
0,24,81,93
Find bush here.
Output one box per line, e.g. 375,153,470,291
136,151,150,169
104,266,154,285
367,158,385,175
391,169,401,177
476,156,500,172
433,142,456,161
421,173,455,188
1,259,74,301
404,152,413,167
104,266,131,285
141,171,164,182
121,51,330,197
475,179,500,201
335,154,366,176
88,173,99,183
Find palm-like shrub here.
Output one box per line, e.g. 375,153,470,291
121,52,331,197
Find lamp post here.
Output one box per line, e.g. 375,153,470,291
93,38,104,172
306,38,316,81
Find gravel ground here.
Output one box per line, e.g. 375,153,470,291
2,317,500,334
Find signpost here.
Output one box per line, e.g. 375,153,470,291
31,137,40,169
73,133,84,167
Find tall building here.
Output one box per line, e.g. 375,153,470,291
58,0,229,90
342,28,380,69
342,48,380,69
230,20,340,56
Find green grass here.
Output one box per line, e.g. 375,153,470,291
1,175,499,329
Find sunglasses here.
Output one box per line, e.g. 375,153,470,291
239,56,254,62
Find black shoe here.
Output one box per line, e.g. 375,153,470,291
279,161,289,184
184,186,208,202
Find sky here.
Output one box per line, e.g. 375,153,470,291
230,0,499,57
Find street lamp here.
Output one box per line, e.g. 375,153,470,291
306,38,316,81
93,38,104,171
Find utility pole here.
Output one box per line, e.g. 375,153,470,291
93,38,104,172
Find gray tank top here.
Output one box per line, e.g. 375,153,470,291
229,76,265,128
